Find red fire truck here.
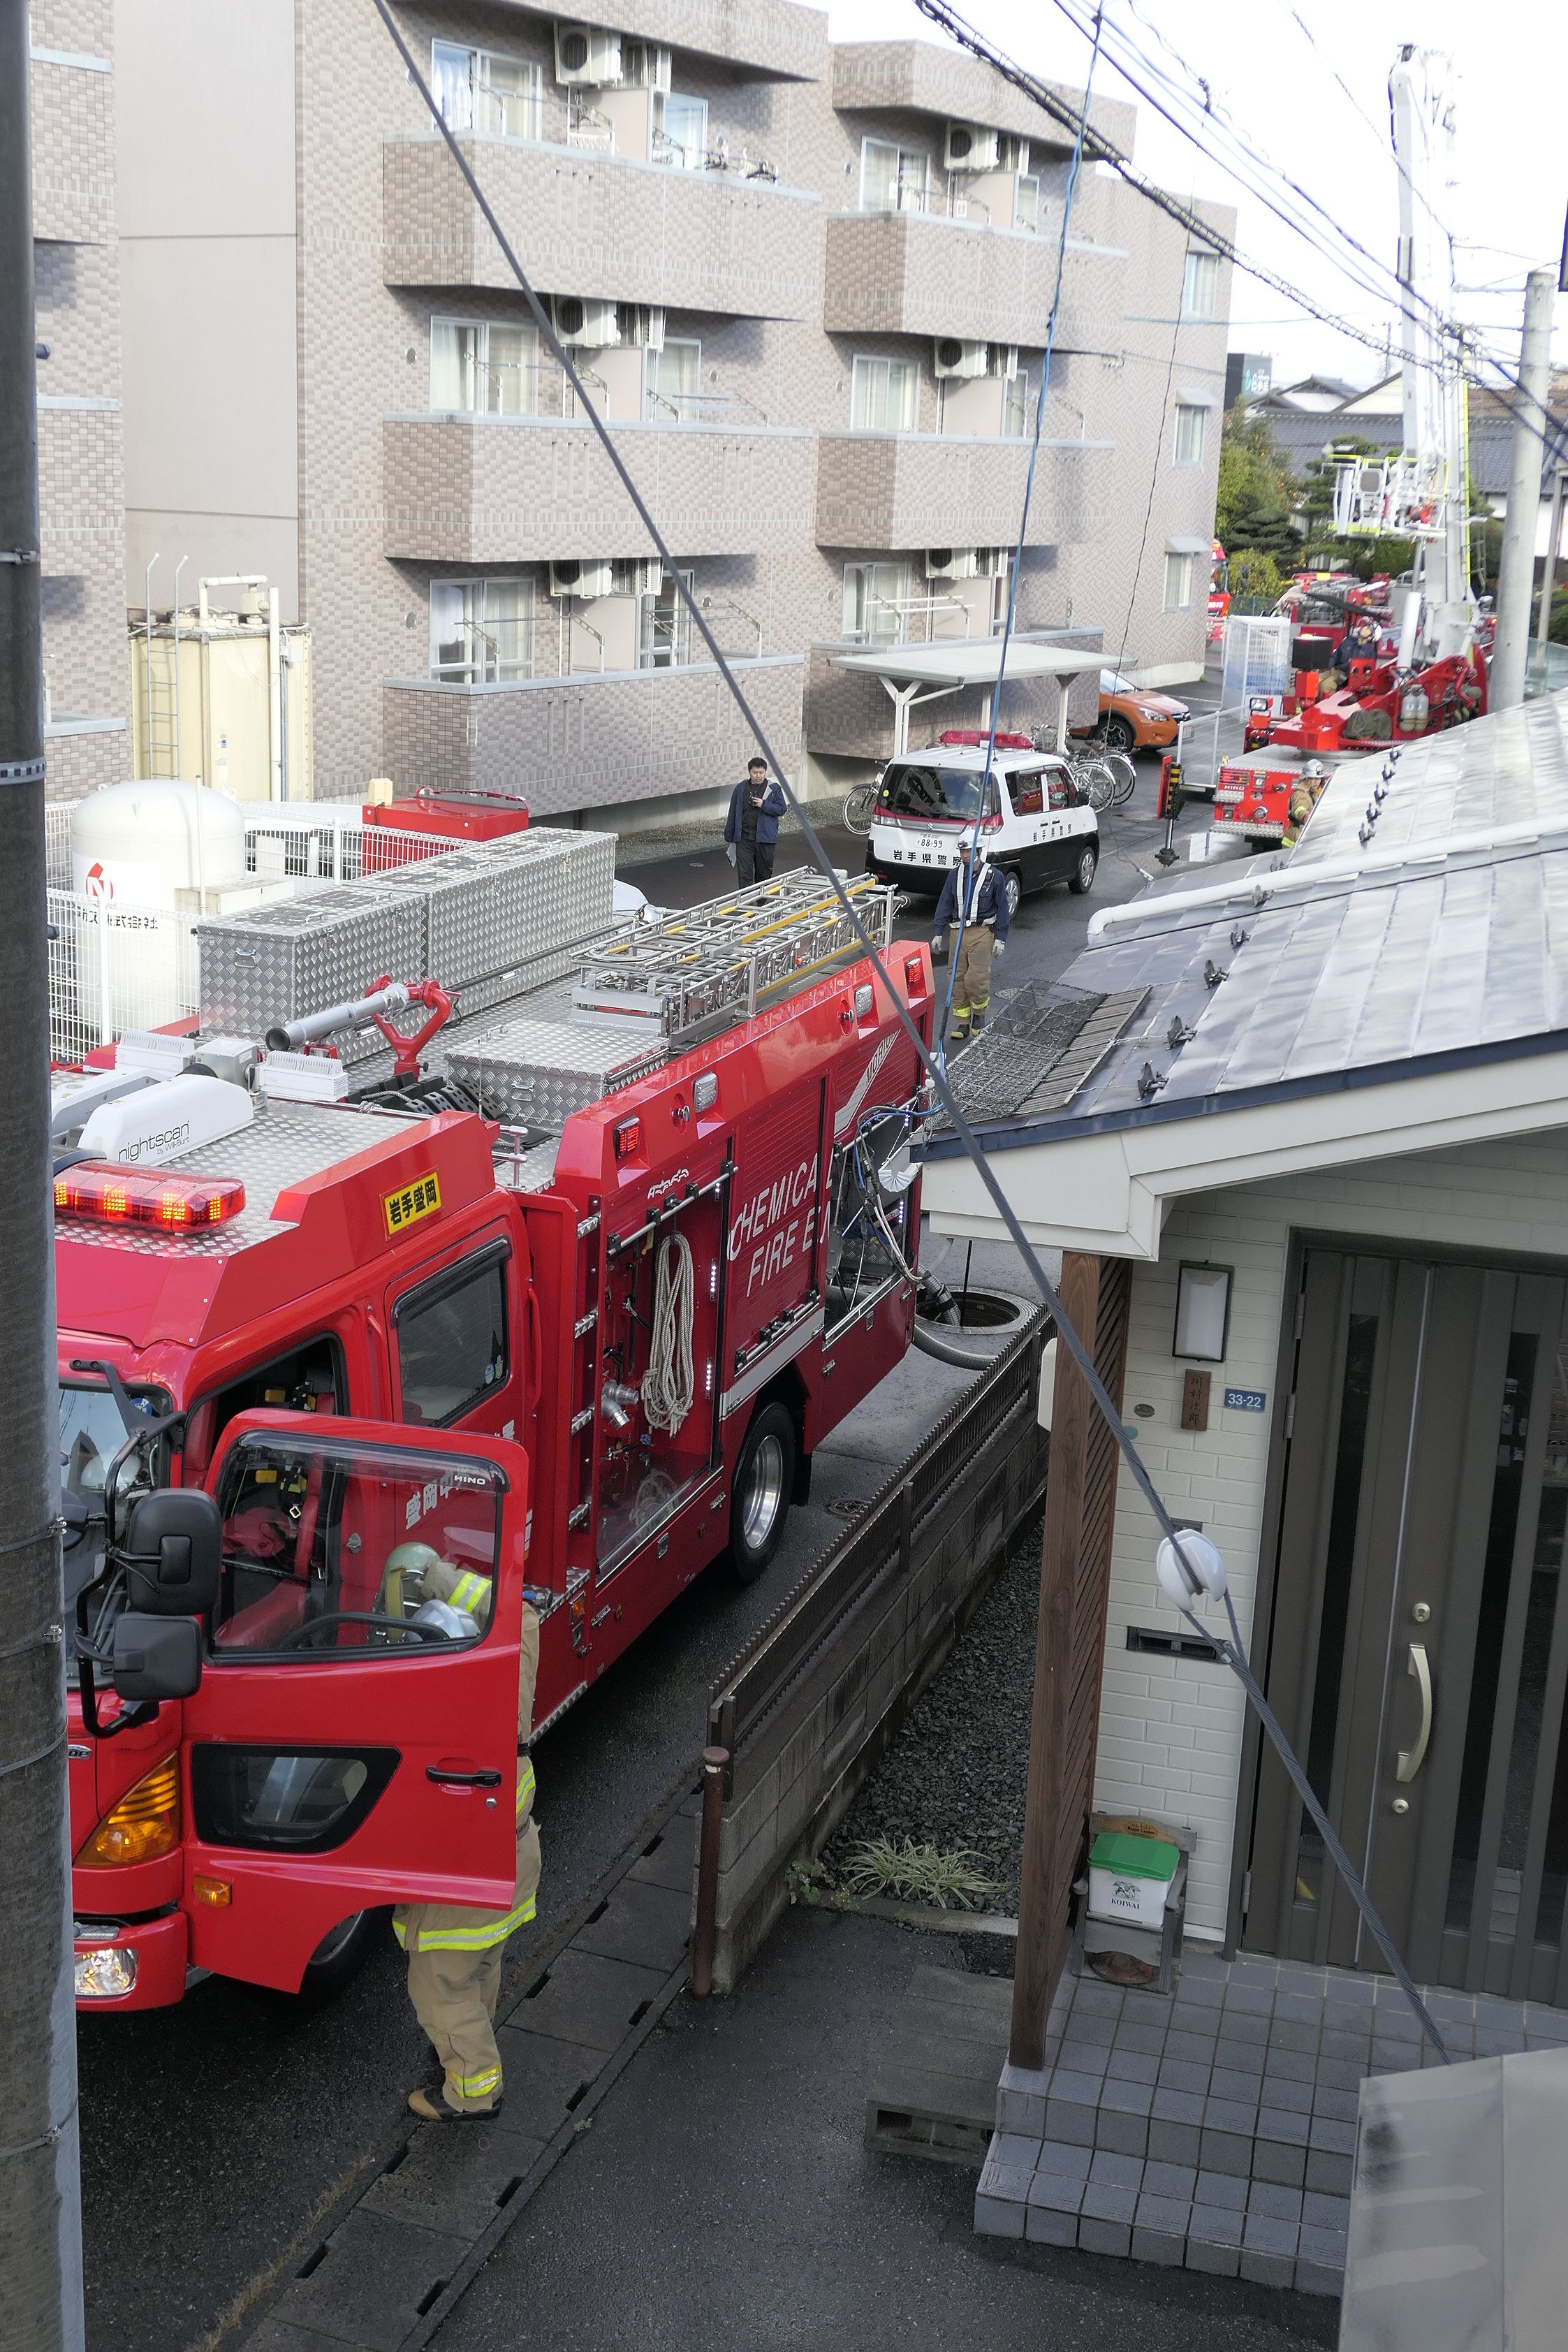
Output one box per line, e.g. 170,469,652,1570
59,876,930,2010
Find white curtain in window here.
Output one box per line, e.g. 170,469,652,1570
659,93,708,168
859,138,927,214
1173,404,1206,464
1164,552,1194,611
474,54,541,139
851,356,917,432
842,561,910,643
1182,250,1218,320
429,579,535,681
431,42,474,130
646,339,701,421
431,321,537,415
1004,370,1028,438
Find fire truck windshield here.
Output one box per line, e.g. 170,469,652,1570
59,1379,166,1609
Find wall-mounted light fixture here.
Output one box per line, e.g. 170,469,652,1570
1173,1261,1232,1363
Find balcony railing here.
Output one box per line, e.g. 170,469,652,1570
815,430,1110,553
383,133,821,320
383,411,814,564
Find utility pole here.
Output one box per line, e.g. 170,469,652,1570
1491,268,1555,710
0,1,87,2346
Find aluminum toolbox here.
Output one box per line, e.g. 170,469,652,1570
372,829,617,1018
447,1013,666,1128
196,887,425,1065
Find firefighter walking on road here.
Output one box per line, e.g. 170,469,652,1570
932,836,1011,1044
388,1549,541,2121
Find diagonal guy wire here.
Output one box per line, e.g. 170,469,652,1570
372,0,1451,2055
938,4,1104,1050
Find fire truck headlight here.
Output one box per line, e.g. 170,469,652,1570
75,1944,138,1999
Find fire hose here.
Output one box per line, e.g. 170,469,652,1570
642,1232,695,1435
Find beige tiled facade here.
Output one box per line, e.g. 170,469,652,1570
94,0,1229,818
31,0,129,801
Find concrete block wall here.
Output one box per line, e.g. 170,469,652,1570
814,430,1095,550
1092,1134,1568,1948
706,1346,1048,1992
31,0,129,798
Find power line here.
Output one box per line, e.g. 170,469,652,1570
911,0,1567,479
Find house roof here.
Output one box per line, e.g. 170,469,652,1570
918,690,1568,1255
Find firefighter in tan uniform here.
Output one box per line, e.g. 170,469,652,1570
385,1544,541,2122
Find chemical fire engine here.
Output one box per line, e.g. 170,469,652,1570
57,847,932,2011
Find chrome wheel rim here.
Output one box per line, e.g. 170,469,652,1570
1076,850,1095,890
740,1434,786,1552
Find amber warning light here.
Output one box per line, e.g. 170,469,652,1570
54,1162,246,1231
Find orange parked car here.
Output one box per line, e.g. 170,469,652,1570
1071,668,1192,755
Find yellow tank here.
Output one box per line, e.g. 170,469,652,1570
128,579,313,801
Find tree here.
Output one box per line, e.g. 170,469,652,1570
1215,409,1297,564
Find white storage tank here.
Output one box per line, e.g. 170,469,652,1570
68,782,249,1039
71,779,247,907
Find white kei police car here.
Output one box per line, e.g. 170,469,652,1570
863,731,1100,919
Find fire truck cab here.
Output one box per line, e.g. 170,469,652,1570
60,877,930,2012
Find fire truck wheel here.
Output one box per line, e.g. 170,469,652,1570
729,1402,796,1584
294,1908,385,2003
1067,844,1099,896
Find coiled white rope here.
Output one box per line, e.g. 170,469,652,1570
642,1232,695,1436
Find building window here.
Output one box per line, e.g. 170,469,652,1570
1014,174,1041,233
645,338,701,421
656,92,708,169
989,555,1013,633
850,354,918,433
431,42,541,140
1173,403,1206,465
1003,370,1028,439
639,568,694,668
430,319,538,416
842,560,914,644
859,137,929,216
1164,552,1195,611
1181,248,1219,321
430,577,536,682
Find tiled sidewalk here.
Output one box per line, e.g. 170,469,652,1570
975,1948,1568,2296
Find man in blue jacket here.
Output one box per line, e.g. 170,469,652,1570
725,756,786,887
932,835,1010,1042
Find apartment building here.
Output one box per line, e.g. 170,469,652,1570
99,0,1229,823
30,0,130,800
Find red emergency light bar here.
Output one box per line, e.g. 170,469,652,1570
939,729,1034,750
54,1162,246,1231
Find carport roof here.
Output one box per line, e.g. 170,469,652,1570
828,643,1102,690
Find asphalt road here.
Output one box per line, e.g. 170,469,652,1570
77,714,1215,2351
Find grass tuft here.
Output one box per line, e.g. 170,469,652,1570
837,1836,1006,1913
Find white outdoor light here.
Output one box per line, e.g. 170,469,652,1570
1155,1529,1229,1609
1173,1261,1232,1361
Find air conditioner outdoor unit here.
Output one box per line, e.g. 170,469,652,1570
552,294,620,346
933,337,988,379
554,22,622,86
615,560,665,597
926,548,980,580
615,302,666,349
986,343,1020,378
549,559,616,600
619,39,672,90
945,121,1000,172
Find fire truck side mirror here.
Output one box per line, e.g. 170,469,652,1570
110,1612,203,1702
121,1488,223,1620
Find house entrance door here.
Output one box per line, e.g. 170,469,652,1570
1245,1248,1568,2000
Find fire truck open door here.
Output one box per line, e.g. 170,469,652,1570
184,1409,529,1994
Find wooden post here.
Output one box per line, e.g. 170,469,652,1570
1010,1252,1131,2070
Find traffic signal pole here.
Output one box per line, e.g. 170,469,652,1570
0,1,87,2343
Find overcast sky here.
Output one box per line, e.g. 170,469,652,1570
826,0,1568,392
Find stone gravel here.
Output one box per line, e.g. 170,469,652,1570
824,1509,1043,1900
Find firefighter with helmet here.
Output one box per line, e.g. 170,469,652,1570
1283,759,1329,850
383,1541,541,2121
931,835,1011,1044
